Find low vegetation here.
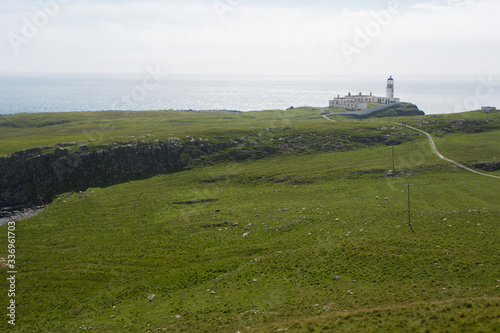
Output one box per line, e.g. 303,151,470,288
344,103,425,119
0,108,499,332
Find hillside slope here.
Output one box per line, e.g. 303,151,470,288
0,108,499,332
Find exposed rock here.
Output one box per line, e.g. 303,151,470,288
0,143,174,205
398,170,412,176
58,142,76,147
54,147,68,158
201,221,228,228
0,206,45,225
0,125,426,208
474,160,500,172
172,199,218,205
0,138,245,207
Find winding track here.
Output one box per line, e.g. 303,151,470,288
400,124,500,179
322,115,500,179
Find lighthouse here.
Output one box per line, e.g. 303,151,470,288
386,76,394,99
329,76,400,110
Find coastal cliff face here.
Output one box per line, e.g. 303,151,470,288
0,138,243,207
0,125,418,207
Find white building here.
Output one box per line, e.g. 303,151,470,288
329,76,400,111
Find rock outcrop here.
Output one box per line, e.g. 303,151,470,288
0,138,241,207
0,126,420,207
473,160,500,172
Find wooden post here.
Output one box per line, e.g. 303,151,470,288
392,145,396,175
404,184,415,233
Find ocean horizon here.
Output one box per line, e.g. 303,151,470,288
1,74,498,115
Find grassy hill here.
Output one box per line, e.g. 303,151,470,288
0,108,499,332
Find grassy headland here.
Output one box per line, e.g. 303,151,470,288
0,107,499,332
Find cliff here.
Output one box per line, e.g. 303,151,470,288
0,122,421,208
0,138,242,207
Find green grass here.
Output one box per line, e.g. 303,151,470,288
0,109,499,332
0,108,327,157
433,130,500,163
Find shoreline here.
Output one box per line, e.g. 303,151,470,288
0,206,45,226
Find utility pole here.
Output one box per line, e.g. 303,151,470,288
403,183,415,233
392,145,396,175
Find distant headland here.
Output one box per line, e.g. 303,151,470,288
320,76,424,118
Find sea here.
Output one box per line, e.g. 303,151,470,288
1,74,499,115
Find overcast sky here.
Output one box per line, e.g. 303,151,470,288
1,0,499,76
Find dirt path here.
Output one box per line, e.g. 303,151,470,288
320,115,499,179
400,123,500,179
322,115,336,122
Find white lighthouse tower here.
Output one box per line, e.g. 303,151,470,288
386,76,395,99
